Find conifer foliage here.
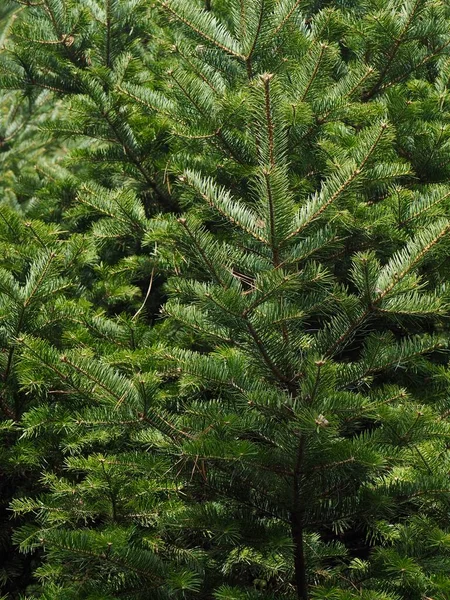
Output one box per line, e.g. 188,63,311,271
1,1,450,599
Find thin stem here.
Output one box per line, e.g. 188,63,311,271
0,394,15,420
160,1,244,59
132,267,155,321
105,0,112,68
101,110,176,210
291,436,308,600
178,218,226,287
262,74,275,168
300,44,327,102
245,0,265,79
363,0,422,100
100,460,118,522
274,0,305,36
244,321,284,380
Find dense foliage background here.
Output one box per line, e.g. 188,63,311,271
1,1,450,599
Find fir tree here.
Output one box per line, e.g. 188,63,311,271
145,1,450,598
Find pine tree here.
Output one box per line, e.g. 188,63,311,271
0,3,204,597
0,2,72,593
144,1,450,598
1,1,450,600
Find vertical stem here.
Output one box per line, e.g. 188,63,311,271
239,0,247,43
291,511,309,600
245,0,265,80
246,59,253,79
0,395,15,420
101,460,118,522
261,74,291,343
262,74,275,168
43,0,62,38
105,0,111,68
205,0,211,9
291,437,308,600
263,171,279,266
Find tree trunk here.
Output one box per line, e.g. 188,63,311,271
291,511,309,600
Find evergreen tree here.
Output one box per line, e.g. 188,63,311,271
0,1,450,600
144,2,450,598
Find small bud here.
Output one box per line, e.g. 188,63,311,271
315,414,329,427
62,34,75,47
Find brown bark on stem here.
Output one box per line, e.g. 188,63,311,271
291,511,308,600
